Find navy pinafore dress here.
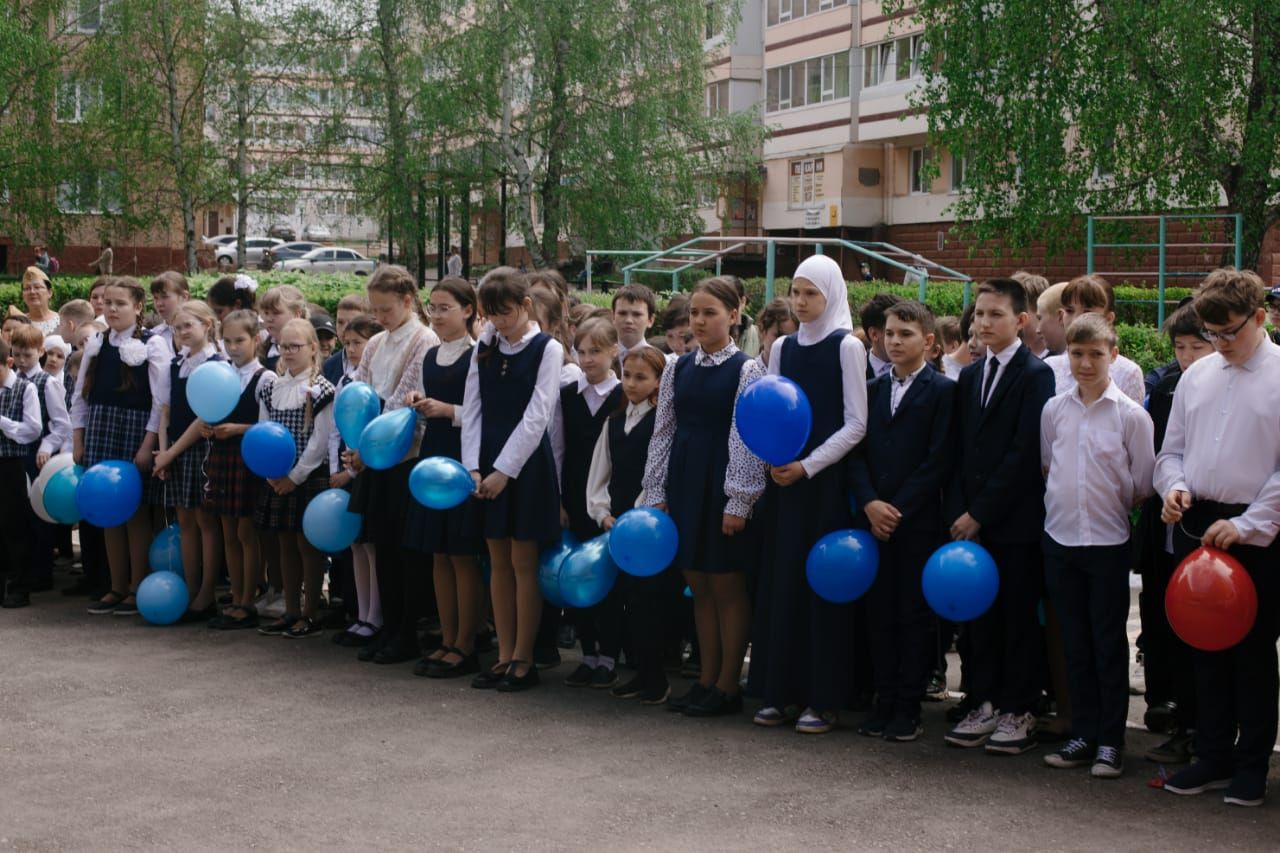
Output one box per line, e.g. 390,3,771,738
666,350,753,574
203,368,267,517
163,353,227,509
403,344,481,555
560,383,624,542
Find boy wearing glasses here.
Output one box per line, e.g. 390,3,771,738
1155,268,1280,807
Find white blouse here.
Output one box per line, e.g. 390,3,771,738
765,333,869,478
586,400,652,525
21,365,71,456
69,327,173,435
549,372,620,486
354,317,439,467
257,368,335,485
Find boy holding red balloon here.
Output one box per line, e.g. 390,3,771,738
1154,268,1280,808
1039,313,1155,778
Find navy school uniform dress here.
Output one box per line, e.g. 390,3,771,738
163,351,227,509
849,364,956,723
203,366,268,517
403,343,481,556
748,331,855,714
253,376,335,531
83,331,160,505
664,349,757,573
467,333,560,545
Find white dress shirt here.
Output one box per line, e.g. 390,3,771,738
981,339,1022,405
765,333,869,477
0,371,42,446
642,343,768,519
21,365,71,455
258,368,335,485
868,351,892,378
586,400,653,525
236,358,273,393
941,353,965,381
1046,351,1145,404
1041,381,1156,547
1154,337,1280,547
460,322,565,478
889,363,927,416
550,372,621,484
69,327,172,435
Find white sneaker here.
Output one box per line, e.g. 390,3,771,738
1129,651,1146,695
944,701,999,747
258,591,286,617
985,711,1038,755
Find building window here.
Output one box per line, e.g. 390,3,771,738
788,156,826,209
56,77,101,123
766,51,850,113
767,0,848,26
705,80,729,116
57,170,122,214
71,0,105,32
950,152,967,192
910,147,932,194
862,35,923,89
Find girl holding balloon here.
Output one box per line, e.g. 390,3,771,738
461,267,564,692
201,310,274,630
346,266,439,665
403,277,482,677
72,277,172,617
642,276,767,717
750,254,868,735
152,301,226,619
253,317,336,639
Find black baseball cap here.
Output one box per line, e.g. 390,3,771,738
1266,286,1280,306
310,315,337,337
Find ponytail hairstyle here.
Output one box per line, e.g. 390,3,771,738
82,277,148,399
573,315,618,352
207,274,257,313
530,286,572,364
527,268,570,321
221,308,261,342
619,345,667,412
149,270,190,299
174,300,218,349
431,276,477,335
476,266,531,364
367,264,429,328
343,313,384,342
691,275,742,317
280,317,322,431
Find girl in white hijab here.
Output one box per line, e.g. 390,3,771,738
750,252,870,735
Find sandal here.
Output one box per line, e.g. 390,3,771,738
283,616,323,639
258,613,300,637
212,605,259,630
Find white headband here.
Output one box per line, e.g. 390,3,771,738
234,274,259,293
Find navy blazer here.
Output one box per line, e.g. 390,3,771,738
945,343,1055,545
849,364,956,533
322,351,346,388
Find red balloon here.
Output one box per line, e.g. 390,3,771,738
1165,546,1258,652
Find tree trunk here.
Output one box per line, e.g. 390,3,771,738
539,29,571,268
377,0,412,272
231,0,250,270
498,23,545,269
160,16,197,274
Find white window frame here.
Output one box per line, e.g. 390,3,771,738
57,170,122,214
910,147,930,195
863,35,924,91
950,152,968,193
765,51,851,114
69,0,106,33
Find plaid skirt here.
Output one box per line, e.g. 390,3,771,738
84,404,161,505
202,437,260,517
160,440,211,509
254,467,329,532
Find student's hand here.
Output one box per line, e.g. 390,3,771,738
865,500,902,540
134,447,154,474
73,436,84,465
470,470,482,494
950,512,981,541
601,515,616,531
200,424,216,439
722,513,746,536
559,504,570,528
1161,489,1192,524
421,399,453,420
270,477,297,496
478,470,509,499
152,449,173,477
211,423,243,440
35,451,49,470
1202,519,1242,550
404,391,425,409
769,461,806,487
330,471,352,489
654,503,668,513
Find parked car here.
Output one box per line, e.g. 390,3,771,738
203,234,237,248
268,223,297,241
215,237,283,270
302,224,331,241
279,246,377,275
264,241,325,268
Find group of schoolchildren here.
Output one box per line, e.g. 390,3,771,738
1,259,1276,808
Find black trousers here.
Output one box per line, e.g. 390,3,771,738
1138,541,1197,728
1043,536,1131,747
1172,502,1279,776
966,540,1045,715
626,565,683,685
866,533,936,719
0,458,32,593
576,581,625,662
377,541,430,652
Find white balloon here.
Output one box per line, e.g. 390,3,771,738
29,452,76,525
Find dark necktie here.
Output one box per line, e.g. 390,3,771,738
981,355,999,407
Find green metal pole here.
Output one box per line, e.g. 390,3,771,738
962,279,971,310
1233,213,1243,268
672,271,678,293
585,254,593,291
716,257,722,276
1157,216,1167,327
624,266,632,285
917,270,928,303
814,242,824,255
1086,217,1095,274
765,240,776,302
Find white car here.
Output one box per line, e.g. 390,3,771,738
280,247,377,275
215,237,283,270
302,224,331,241
203,234,237,248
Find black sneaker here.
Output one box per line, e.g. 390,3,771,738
683,687,743,718
111,598,139,617
884,714,923,742
1163,761,1232,796
533,647,562,669
1223,771,1266,807
1044,738,1095,769
564,663,595,687
1091,745,1123,779
590,665,618,689
2,590,31,609
639,682,672,705
611,674,647,699
1145,730,1193,764
667,682,709,713
1143,700,1177,734
856,709,891,738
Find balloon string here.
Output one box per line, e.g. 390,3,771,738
1178,521,1208,541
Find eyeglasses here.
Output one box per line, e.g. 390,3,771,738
426,303,457,315
1201,315,1253,343
279,343,307,354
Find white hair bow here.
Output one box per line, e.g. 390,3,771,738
234,275,259,293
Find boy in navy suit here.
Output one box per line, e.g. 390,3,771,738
850,300,956,742
943,278,1055,755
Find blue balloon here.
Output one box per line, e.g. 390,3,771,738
806,528,879,603
186,361,240,424
922,541,1000,622
242,421,296,479
302,488,363,553
149,523,184,574
734,375,813,465
75,460,143,528
358,408,416,471
334,381,382,447
683,585,692,599
538,529,578,608
43,464,84,524
137,571,189,625
409,456,474,509
559,534,619,609
609,507,678,577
